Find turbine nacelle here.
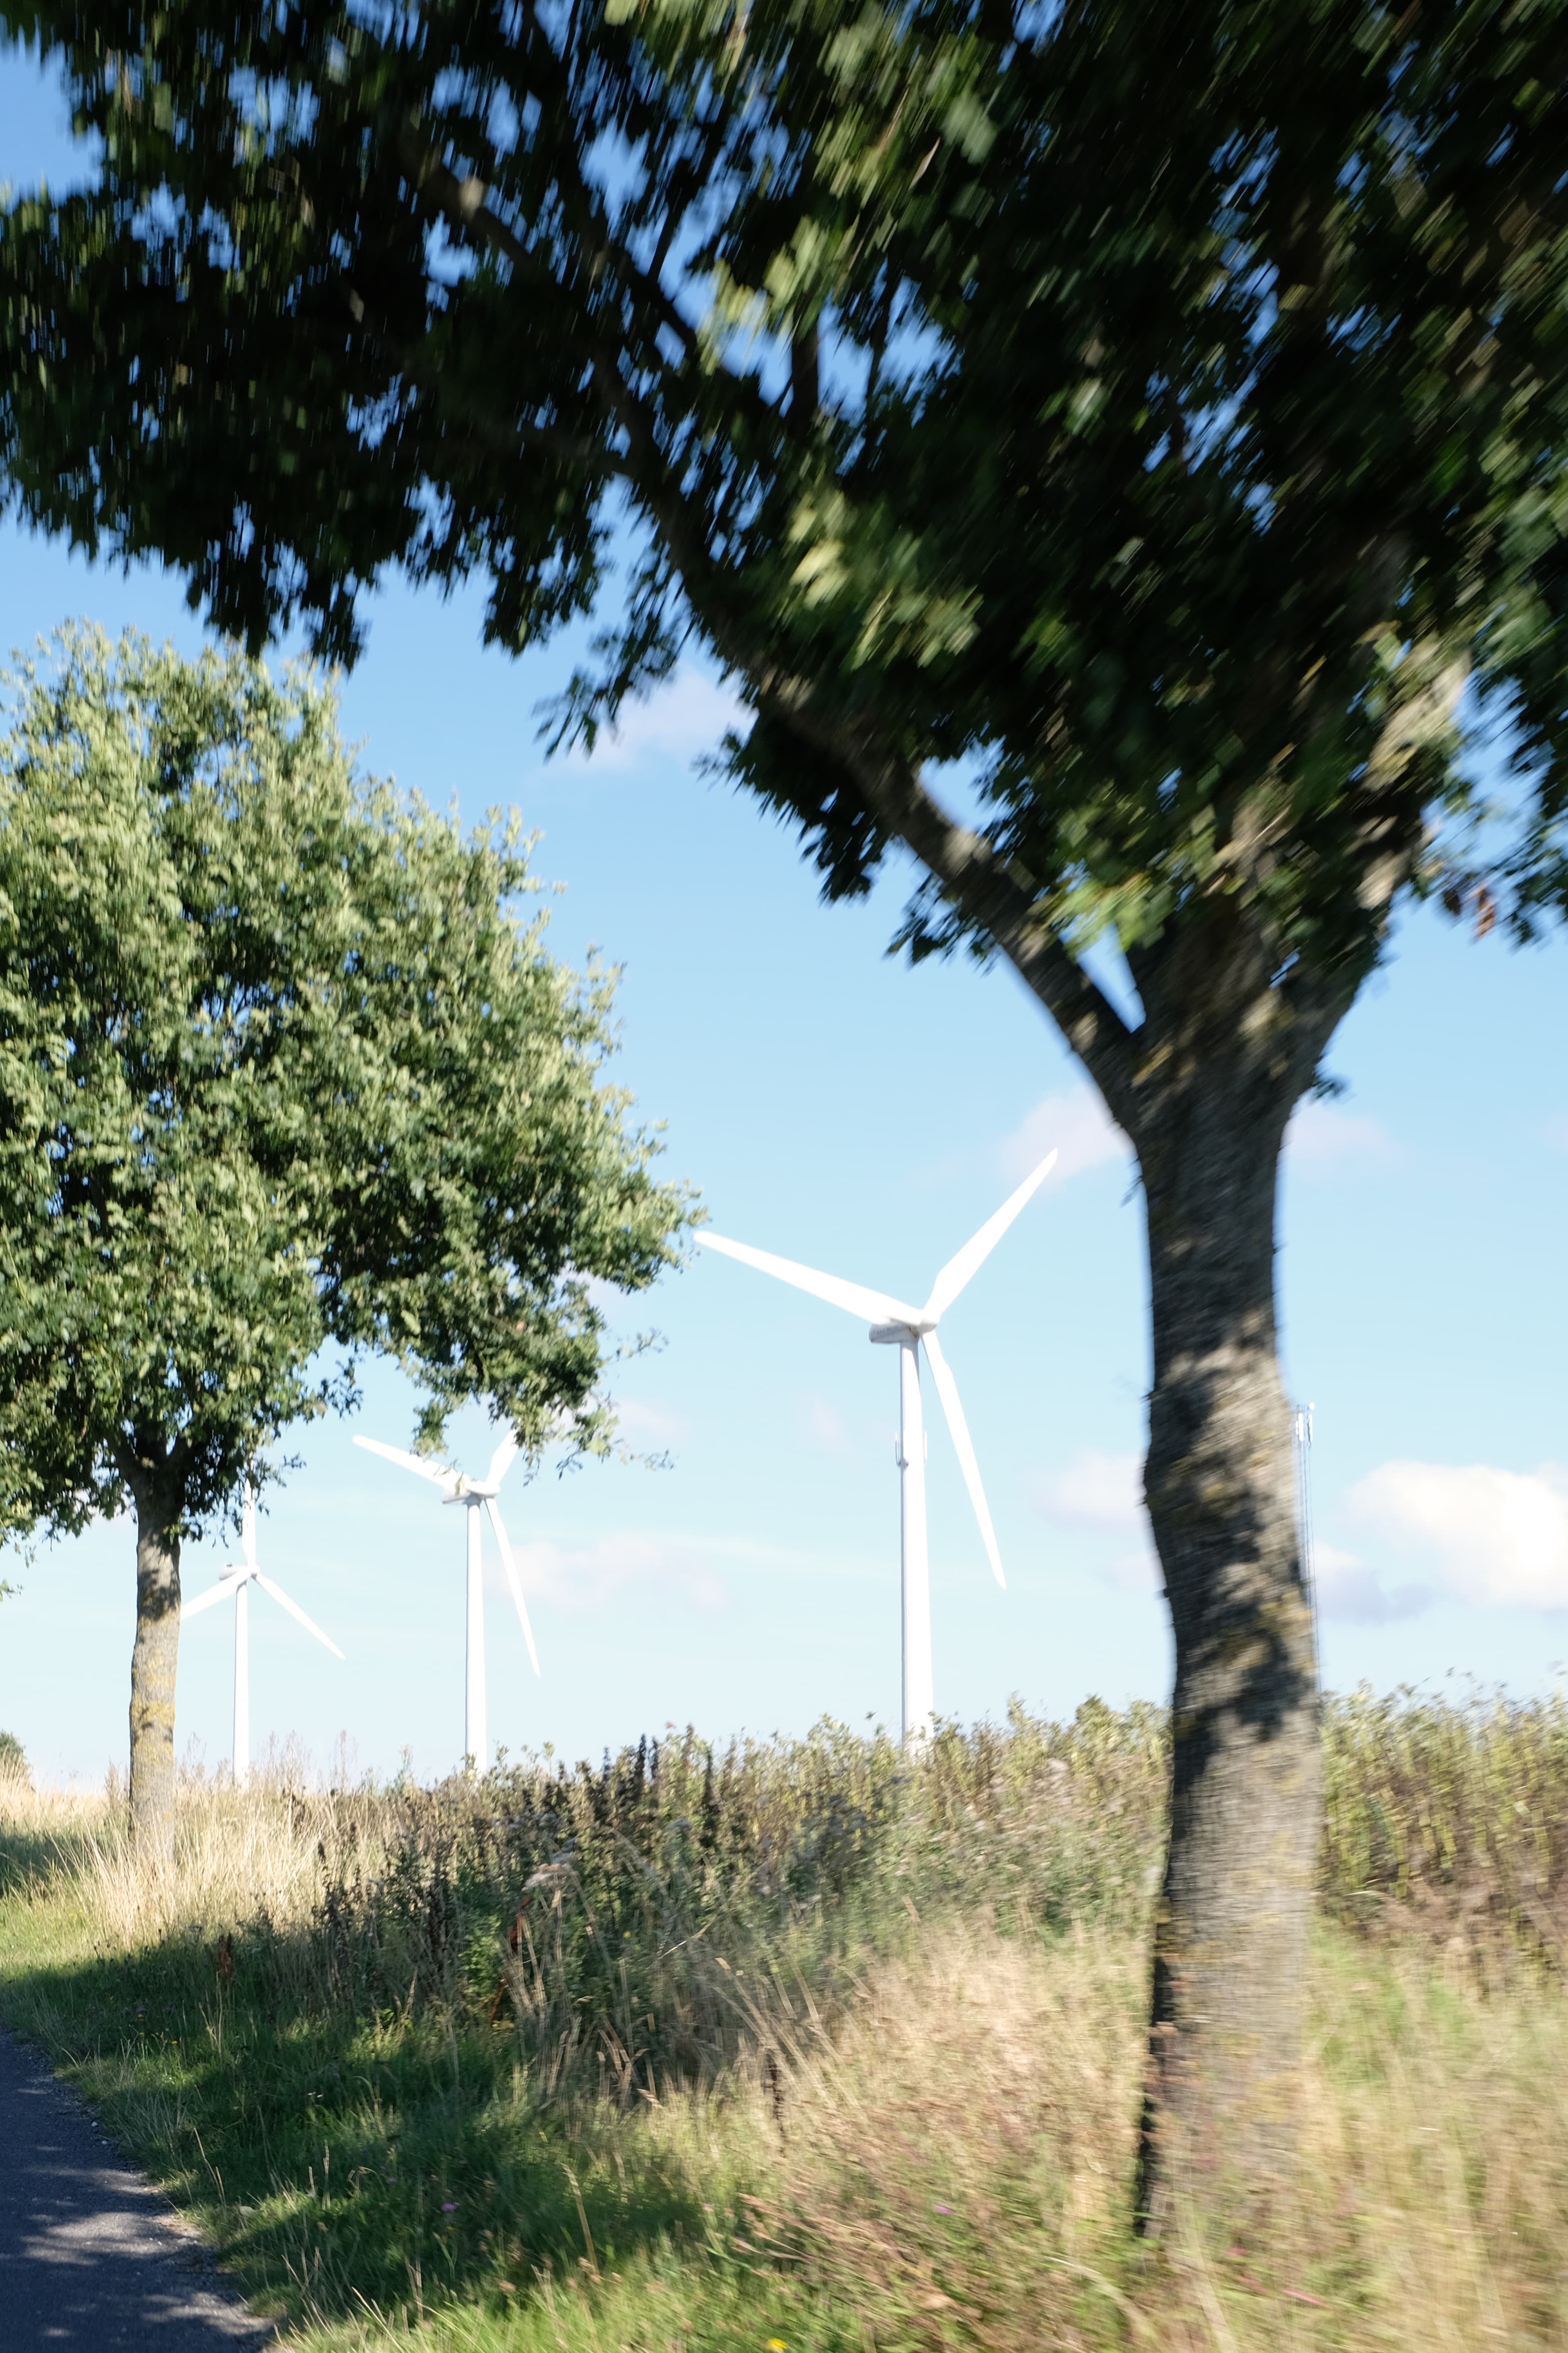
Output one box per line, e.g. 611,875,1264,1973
355,1432,518,1507
186,1483,343,1659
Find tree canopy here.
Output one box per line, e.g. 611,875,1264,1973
1,0,1564,1011
0,628,684,1543
3,0,1565,2213
0,627,688,1834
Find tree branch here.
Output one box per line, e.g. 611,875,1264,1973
399,114,786,466
548,357,1140,1116
402,116,1146,1128
399,125,702,385
398,138,558,294
769,708,1141,1124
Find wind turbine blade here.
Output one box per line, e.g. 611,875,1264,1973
353,1435,459,1495
923,1150,1059,1320
484,1497,541,1676
242,1480,257,1571
181,1574,244,1622
697,1232,923,1329
253,1573,345,1660
486,1432,519,1490
922,1333,1006,1589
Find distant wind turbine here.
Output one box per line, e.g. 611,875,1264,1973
352,1431,538,1770
181,1479,344,1787
698,1148,1059,1745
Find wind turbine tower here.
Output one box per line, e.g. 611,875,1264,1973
180,1479,344,1786
698,1147,1058,1743
352,1432,538,1770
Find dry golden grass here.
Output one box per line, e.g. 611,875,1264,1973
0,1767,364,1951
711,1920,1568,2353
738,1921,1144,2344
2,1708,1567,2352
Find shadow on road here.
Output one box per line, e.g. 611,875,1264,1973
0,2028,274,2348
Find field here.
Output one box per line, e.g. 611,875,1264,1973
1,1689,1566,2351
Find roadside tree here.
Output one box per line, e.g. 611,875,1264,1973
0,628,687,1847
3,0,1566,2208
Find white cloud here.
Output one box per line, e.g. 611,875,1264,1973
1347,1459,1568,1611
494,1526,876,1615
612,1394,686,1445
1542,1112,1568,1152
998,1086,1390,1196
1311,1540,1431,1625
1001,1082,1391,1195
1098,1545,1163,1596
581,1274,629,1316
1032,1447,1160,1594
1000,1087,1131,1187
511,1531,730,1613
802,1395,856,1459
564,667,746,773
1029,1443,1568,1619
1285,1098,1395,1169
1039,1446,1144,1533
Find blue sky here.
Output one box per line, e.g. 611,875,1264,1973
2,49,1565,1787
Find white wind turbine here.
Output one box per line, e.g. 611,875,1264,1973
181,1480,344,1788
352,1431,539,1770
698,1148,1059,1745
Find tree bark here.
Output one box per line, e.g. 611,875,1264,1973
1133,1056,1320,2231
128,1480,183,1855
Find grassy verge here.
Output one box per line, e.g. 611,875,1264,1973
1,1694,1565,2349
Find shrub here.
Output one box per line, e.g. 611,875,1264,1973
5,1688,1568,2350
1321,1681,1568,1962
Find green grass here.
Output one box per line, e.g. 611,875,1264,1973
3,1693,1567,2350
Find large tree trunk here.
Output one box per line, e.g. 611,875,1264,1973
1133,1060,1320,2230
128,1482,183,1854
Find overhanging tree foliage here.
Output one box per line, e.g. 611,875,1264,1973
0,628,687,1844
3,0,1565,2211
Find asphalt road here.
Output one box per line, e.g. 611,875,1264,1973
0,2027,277,2347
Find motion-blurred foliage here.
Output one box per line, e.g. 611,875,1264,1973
197,1705,1164,2104
5,1689,1567,2350
202,1688,1568,2093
